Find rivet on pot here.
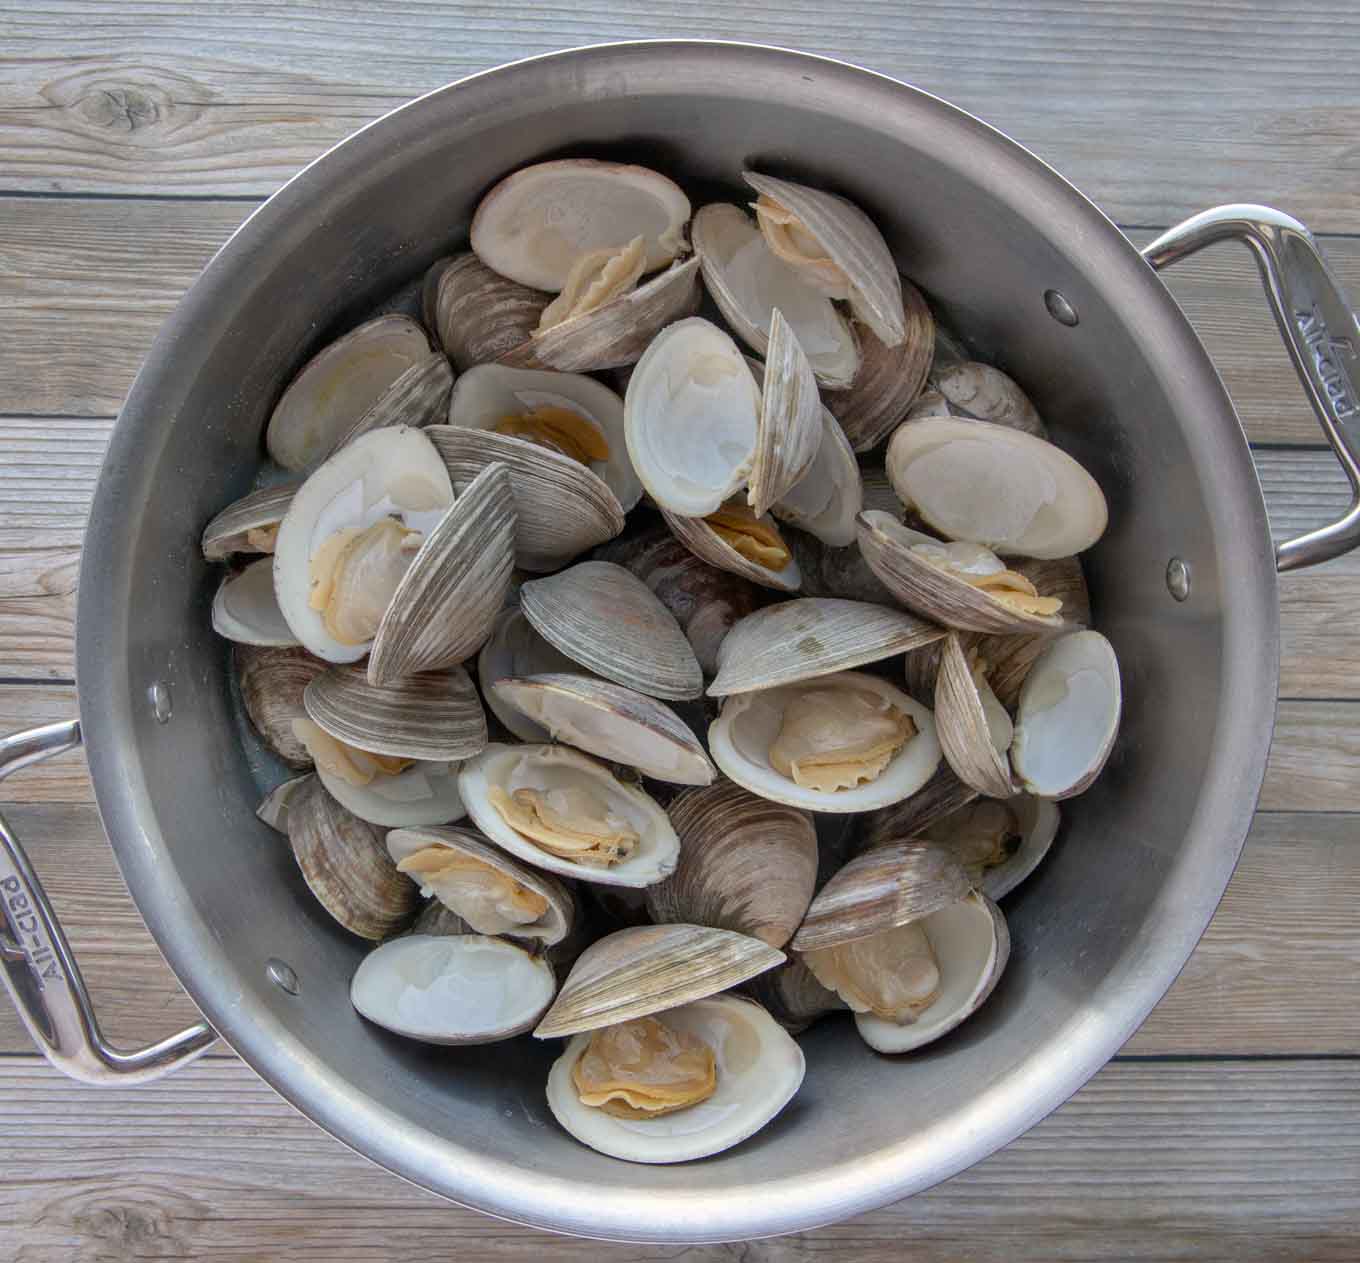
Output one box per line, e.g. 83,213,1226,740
1044,289,1079,327
1166,557,1191,602
266,958,300,995
150,682,173,724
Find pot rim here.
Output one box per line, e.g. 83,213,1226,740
76,39,1278,1242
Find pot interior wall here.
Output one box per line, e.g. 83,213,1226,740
82,45,1275,1236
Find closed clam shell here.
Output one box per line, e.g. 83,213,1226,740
267,315,434,473
532,923,784,1038
823,282,935,452
692,202,860,387
501,256,702,373
202,483,296,561
935,632,1017,800
386,824,574,946
771,407,863,548
303,663,486,763
493,673,714,785
747,309,824,518
856,763,979,853
646,782,817,949
791,840,972,953
592,525,764,676
426,425,625,572
744,170,905,346
236,644,326,767
256,773,313,834
928,361,1047,438
708,597,944,697
212,557,299,647
742,957,846,1033
367,462,516,686
662,506,802,595
477,607,583,742
857,511,1067,636
330,351,454,455
519,561,704,701
425,253,549,370
286,775,416,939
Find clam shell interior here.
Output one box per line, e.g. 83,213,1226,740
212,557,299,647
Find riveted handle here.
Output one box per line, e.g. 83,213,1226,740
0,720,217,1084
1142,205,1360,572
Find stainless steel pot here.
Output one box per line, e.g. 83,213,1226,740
3,41,1358,1243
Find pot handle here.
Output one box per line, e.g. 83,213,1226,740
1142,205,1360,572
0,719,218,1084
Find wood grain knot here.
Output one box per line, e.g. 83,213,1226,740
41,62,210,143
57,1183,199,1258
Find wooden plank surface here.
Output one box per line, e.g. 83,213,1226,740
1,1056,1357,1261
3,2,1360,236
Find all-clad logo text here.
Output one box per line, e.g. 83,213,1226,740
1295,305,1360,421
2,875,62,989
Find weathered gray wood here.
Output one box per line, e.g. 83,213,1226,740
0,1056,1356,1261
3,2,1360,235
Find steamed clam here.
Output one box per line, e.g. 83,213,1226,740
236,644,328,768
201,483,296,561
922,795,1061,900
477,607,584,741
212,556,299,647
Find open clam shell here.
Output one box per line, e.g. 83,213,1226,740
477,607,583,742
624,317,760,518
266,315,435,472
330,351,453,455
742,957,846,1033
352,933,556,1045
427,426,625,572
257,773,313,834
708,597,943,696
927,361,1047,438
1010,630,1121,799
934,632,1017,800
303,663,486,763
202,484,296,561
493,674,715,786
533,923,784,1038
273,425,454,664
471,159,691,292
662,503,802,595
771,407,862,548
444,362,640,511
424,253,549,371
646,782,817,949
709,670,941,814
886,415,1108,559
285,775,416,939
692,202,859,387
519,561,704,701
857,763,978,854
744,170,905,346
792,840,972,953
212,557,299,647
458,743,681,889
853,891,1009,1055
857,511,1068,636
544,994,803,1164
746,309,824,517
236,644,327,768
386,824,574,945
924,795,1061,901
822,282,935,452
366,462,516,686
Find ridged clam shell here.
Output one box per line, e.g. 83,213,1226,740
935,632,1017,800
744,171,905,346
202,484,296,561
746,309,824,517
646,782,817,949
386,824,574,946
367,463,516,686
791,841,972,953
256,773,313,834
519,561,704,701
928,361,1047,438
286,775,416,939
303,663,486,763
662,508,802,595
708,597,944,696
856,763,979,852
425,253,549,371
742,957,846,1033
823,281,935,452
476,607,583,742
770,408,862,548
212,557,299,647
533,923,784,1038
236,643,327,767
499,256,702,373
426,425,625,572
856,511,1067,636
331,351,454,455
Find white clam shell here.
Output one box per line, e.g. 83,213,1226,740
331,351,454,455
201,483,296,561
771,407,863,547
212,556,300,647
746,309,824,518
458,743,680,889
272,426,454,664
661,507,802,594
886,415,1108,559
477,607,583,742
471,159,691,291
692,202,859,388
256,773,313,835
266,315,434,472
352,933,556,1045
934,632,1017,800
709,670,942,814
544,994,804,1163
928,361,1047,437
